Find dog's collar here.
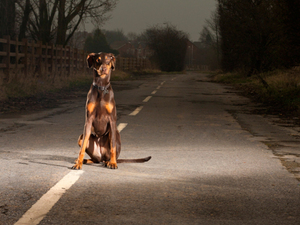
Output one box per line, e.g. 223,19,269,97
93,82,110,95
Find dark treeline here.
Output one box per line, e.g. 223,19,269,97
217,0,300,75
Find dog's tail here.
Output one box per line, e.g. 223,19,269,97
117,156,151,163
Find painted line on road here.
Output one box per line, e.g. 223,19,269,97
14,170,84,225
15,123,129,225
153,80,165,93
129,106,143,116
143,96,152,103
117,123,128,132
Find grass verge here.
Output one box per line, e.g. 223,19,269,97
0,69,163,114
214,67,300,117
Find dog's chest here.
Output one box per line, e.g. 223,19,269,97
93,114,109,136
91,100,115,135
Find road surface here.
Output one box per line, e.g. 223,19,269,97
0,72,299,225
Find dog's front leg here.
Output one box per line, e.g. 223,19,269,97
106,121,118,169
72,119,93,170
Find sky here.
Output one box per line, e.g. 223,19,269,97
87,0,217,42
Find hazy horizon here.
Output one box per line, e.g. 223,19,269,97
84,0,217,42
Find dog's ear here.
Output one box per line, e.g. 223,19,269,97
87,53,96,68
109,54,116,71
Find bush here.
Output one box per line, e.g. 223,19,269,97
84,29,118,55
143,24,188,72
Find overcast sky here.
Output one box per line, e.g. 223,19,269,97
88,0,217,42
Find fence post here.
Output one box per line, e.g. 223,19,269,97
15,38,19,70
37,41,43,77
30,41,35,76
58,45,62,75
63,45,67,75
3,35,10,81
22,39,28,77
45,43,48,77
50,43,54,77
69,46,73,76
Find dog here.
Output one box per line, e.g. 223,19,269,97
72,52,151,170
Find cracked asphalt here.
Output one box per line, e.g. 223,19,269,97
0,72,300,224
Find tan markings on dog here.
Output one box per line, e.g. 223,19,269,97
105,103,114,113
87,102,96,114
106,147,118,169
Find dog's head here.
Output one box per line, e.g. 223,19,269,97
87,52,116,76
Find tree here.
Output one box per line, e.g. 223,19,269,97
0,0,16,38
84,28,118,54
15,0,116,46
103,29,128,44
216,0,300,75
217,0,285,75
127,32,138,41
279,0,300,67
56,0,116,46
205,10,221,67
18,0,59,44
17,0,32,41
144,24,188,72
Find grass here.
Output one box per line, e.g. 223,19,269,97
214,67,300,116
0,70,164,101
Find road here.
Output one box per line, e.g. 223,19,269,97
0,72,300,225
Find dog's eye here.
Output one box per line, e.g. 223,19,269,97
96,58,101,63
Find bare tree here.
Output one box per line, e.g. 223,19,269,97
17,0,59,43
15,0,116,46
0,0,16,38
17,0,32,41
217,0,284,74
56,0,116,46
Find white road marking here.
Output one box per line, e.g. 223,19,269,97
15,123,128,225
15,81,160,224
14,170,84,225
117,123,128,132
143,96,152,103
129,106,143,116
151,90,157,95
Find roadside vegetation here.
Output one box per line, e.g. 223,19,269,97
201,1,300,118
214,67,300,117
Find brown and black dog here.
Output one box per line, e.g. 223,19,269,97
72,52,151,170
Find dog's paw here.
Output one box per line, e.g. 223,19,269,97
71,162,83,170
106,162,118,169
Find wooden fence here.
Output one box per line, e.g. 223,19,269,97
0,36,89,82
0,36,157,83
116,57,155,71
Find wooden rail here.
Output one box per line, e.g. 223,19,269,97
116,57,155,71
0,36,157,83
0,36,88,82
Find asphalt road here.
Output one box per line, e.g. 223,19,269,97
0,72,300,225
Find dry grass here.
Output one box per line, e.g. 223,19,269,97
214,67,300,114
263,67,300,90
0,68,160,101
0,68,91,101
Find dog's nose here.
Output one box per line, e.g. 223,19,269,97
101,66,107,72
